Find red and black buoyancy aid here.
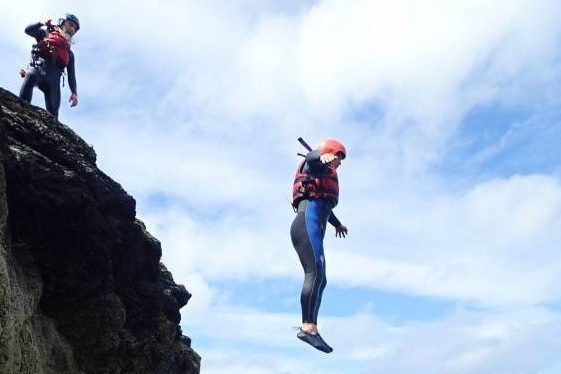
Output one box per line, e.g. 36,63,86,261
292,161,339,207
37,30,71,68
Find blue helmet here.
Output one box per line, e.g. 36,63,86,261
60,13,80,31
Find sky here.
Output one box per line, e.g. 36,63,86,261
2,0,561,373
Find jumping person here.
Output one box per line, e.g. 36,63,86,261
290,138,348,353
19,14,80,119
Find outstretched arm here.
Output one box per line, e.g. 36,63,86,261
328,212,348,238
328,212,341,228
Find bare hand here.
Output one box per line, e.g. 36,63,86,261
320,153,337,164
320,153,342,171
69,93,78,107
335,225,348,238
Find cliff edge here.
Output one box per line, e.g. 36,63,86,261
0,88,200,374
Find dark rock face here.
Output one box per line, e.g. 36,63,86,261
0,88,200,374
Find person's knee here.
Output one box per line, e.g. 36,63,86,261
303,271,318,286
319,272,327,288
306,268,326,287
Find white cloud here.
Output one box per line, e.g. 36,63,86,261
6,0,558,175
143,205,297,282
334,174,561,306
142,173,561,307
296,0,561,172
180,303,561,374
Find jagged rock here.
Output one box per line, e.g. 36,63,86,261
0,88,200,374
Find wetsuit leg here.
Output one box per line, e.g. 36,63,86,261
291,199,332,324
19,70,40,102
42,75,61,119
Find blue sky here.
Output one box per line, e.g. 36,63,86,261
2,0,561,373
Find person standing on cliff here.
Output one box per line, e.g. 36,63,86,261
19,14,80,120
290,138,348,353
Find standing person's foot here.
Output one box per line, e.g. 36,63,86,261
297,328,333,353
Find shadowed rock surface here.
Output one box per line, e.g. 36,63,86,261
0,88,200,374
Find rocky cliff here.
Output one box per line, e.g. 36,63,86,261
0,87,200,374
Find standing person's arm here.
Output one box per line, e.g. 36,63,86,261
25,21,48,42
67,51,78,107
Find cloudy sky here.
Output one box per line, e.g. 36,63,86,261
2,0,561,372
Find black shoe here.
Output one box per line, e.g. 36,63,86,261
297,328,333,353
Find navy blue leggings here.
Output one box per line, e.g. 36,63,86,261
291,199,332,324
19,65,62,119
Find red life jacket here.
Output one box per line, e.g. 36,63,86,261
292,161,339,207
38,30,71,68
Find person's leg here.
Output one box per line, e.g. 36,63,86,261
291,201,326,328
19,70,40,102
303,199,329,325
291,200,333,353
43,78,61,119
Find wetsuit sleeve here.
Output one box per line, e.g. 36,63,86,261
24,22,47,42
67,51,77,94
304,150,330,176
305,150,341,226
328,212,341,228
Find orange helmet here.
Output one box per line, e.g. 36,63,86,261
318,138,346,159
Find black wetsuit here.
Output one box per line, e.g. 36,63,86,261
291,151,341,325
19,22,77,119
